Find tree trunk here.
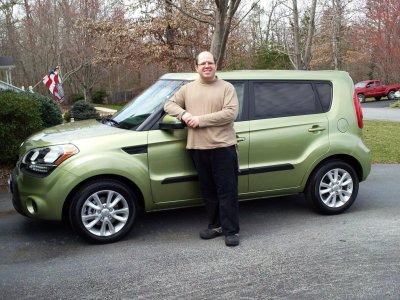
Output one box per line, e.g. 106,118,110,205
291,0,302,69
210,0,241,68
290,0,317,70
83,87,93,103
23,0,38,83
332,0,342,70
165,0,176,72
303,0,317,70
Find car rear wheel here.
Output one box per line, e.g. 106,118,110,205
306,160,359,215
69,179,137,243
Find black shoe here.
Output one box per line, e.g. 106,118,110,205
199,227,223,239
225,234,239,247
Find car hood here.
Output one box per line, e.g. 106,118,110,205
20,120,135,153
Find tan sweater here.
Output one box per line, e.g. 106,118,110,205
164,77,238,149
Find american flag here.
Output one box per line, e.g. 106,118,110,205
42,66,64,103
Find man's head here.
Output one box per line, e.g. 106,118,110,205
195,51,217,82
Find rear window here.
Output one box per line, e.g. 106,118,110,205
315,83,332,112
253,81,331,119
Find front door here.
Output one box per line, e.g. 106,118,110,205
147,82,249,207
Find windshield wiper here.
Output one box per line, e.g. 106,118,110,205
98,116,120,127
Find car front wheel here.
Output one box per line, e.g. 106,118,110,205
357,94,365,103
306,160,359,215
69,179,137,243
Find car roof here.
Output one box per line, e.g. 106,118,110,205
160,70,351,81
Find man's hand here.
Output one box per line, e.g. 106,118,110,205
186,116,200,128
182,112,199,128
181,111,192,123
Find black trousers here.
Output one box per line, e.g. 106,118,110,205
190,145,240,236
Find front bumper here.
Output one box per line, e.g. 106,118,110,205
9,164,80,221
8,171,28,217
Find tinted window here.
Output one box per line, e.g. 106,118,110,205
231,82,245,121
253,82,322,119
315,83,332,112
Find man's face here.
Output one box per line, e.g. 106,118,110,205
196,52,217,82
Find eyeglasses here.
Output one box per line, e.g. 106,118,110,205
197,62,215,66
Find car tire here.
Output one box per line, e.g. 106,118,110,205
357,94,365,103
387,91,395,100
69,179,137,244
306,160,359,215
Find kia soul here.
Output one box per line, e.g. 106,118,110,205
9,70,371,243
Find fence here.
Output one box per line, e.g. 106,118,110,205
0,80,27,93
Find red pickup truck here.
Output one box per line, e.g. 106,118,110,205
355,80,400,103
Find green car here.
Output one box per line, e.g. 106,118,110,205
9,70,371,243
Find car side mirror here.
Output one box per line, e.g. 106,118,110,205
159,115,186,130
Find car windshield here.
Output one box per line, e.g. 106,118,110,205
354,82,366,88
110,79,186,130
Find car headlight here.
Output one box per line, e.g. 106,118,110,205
21,144,79,176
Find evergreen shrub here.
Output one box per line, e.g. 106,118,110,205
92,90,108,104
0,90,43,164
25,92,63,127
67,100,99,121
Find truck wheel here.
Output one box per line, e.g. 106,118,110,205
387,91,395,100
357,94,365,103
69,179,137,244
306,160,359,215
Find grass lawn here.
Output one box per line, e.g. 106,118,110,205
363,120,400,163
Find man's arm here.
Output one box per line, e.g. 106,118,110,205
164,87,187,121
197,85,239,127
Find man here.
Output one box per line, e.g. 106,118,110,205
164,51,240,247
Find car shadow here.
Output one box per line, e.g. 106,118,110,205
9,192,370,248
126,194,313,241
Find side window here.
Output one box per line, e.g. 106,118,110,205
230,82,245,121
375,81,380,87
252,82,322,119
315,83,332,112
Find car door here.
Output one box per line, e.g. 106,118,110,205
374,81,384,94
247,80,330,196
365,81,375,97
147,81,249,207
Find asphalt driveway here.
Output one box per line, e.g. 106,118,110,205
361,99,400,122
1,164,400,299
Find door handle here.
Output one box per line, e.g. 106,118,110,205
236,136,246,142
308,126,326,132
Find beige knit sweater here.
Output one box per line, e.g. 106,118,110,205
164,77,238,149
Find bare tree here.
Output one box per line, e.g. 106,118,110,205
63,0,106,102
163,0,258,67
288,0,317,70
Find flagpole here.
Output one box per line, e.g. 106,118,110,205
31,78,43,90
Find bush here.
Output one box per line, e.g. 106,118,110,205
67,100,99,121
92,90,108,104
70,93,84,103
24,92,63,127
0,90,43,164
